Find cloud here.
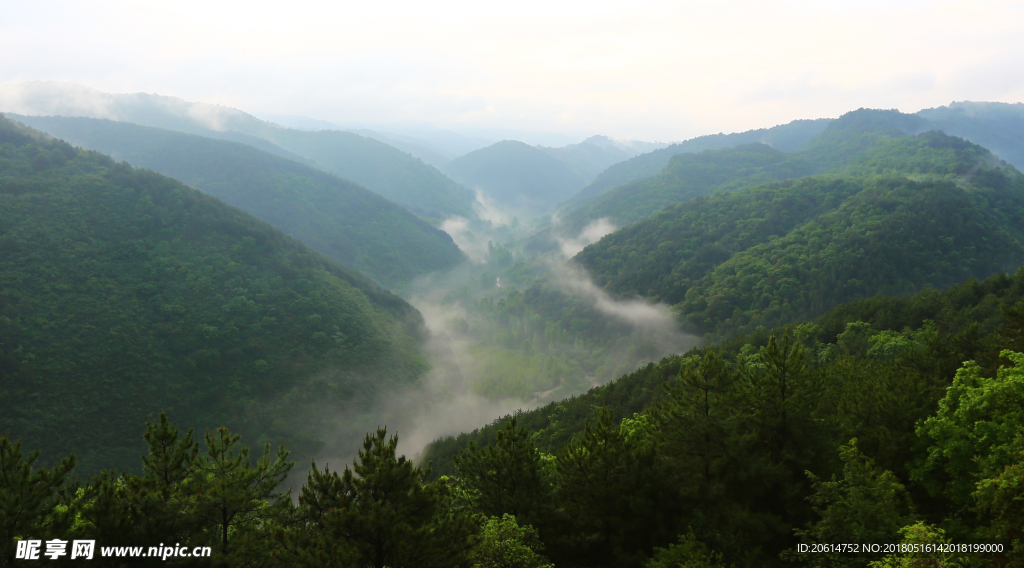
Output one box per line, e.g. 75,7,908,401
554,217,616,257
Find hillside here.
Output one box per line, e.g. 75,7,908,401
557,143,819,234
575,113,1024,338
10,115,466,288
917,100,1024,171
541,135,659,183
0,115,429,474
444,140,589,215
0,82,476,219
559,118,833,212
419,264,1024,566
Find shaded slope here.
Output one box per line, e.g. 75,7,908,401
0,116,428,474
0,82,476,219
575,114,1024,338
917,100,1024,171
10,115,465,288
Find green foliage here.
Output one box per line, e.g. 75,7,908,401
0,115,428,473
0,436,75,567
191,428,293,563
867,523,969,568
553,407,677,567
295,428,475,568
645,532,726,568
471,514,553,568
795,439,916,568
454,419,552,531
913,350,1024,507
10,115,465,288
425,263,1024,567
972,436,1024,566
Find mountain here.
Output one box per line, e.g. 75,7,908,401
558,118,833,213
0,81,476,219
0,115,429,474
551,111,932,236
444,140,590,216
917,100,1024,171
542,135,667,184
554,143,819,236
573,110,1024,338
10,115,466,289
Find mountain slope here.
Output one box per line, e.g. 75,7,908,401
560,118,833,212
0,116,428,474
541,110,932,242
9,115,466,288
557,143,819,234
574,112,1024,338
917,100,1024,171
444,140,588,215
541,135,657,183
0,82,476,219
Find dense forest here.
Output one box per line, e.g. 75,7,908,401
7,263,1022,567
418,264,1024,567
575,111,1024,339
9,115,466,288
0,116,429,474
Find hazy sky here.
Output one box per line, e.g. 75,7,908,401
3,0,1023,142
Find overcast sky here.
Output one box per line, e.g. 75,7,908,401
3,0,1023,143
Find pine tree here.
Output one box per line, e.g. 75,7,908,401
191,427,293,566
554,407,676,568
454,417,551,530
296,427,474,568
0,436,75,567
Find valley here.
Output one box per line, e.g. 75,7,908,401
3,85,1024,567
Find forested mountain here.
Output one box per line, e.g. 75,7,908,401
558,118,833,212
554,110,930,234
918,101,1024,171
541,135,665,184
557,143,818,234
444,140,590,215
575,111,1024,338
0,115,429,474
251,127,476,219
418,264,1024,567
0,82,476,219
10,115,466,288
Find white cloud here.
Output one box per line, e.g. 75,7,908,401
2,0,1022,141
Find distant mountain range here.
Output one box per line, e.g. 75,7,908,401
443,136,668,217
0,81,477,220
9,114,467,289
